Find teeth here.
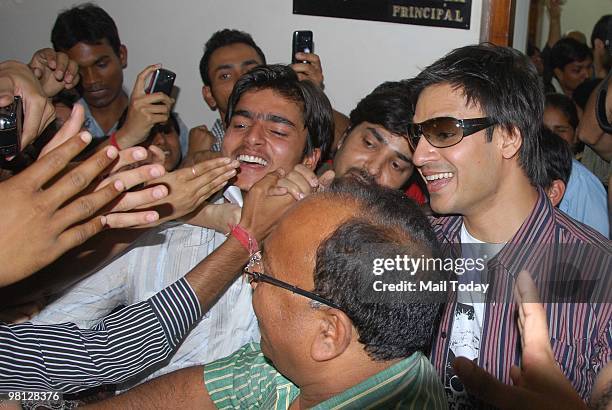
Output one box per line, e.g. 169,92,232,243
237,154,268,166
424,172,454,181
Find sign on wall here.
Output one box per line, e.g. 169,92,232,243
293,0,472,30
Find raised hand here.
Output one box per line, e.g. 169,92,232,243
291,52,324,88
0,60,55,150
28,48,80,97
114,64,174,149
453,270,587,410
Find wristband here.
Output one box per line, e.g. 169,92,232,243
229,224,259,255
109,131,120,149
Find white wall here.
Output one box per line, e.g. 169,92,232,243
537,0,611,49
513,0,531,52
0,0,483,129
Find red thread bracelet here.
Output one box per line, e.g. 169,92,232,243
109,131,120,149
229,224,259,255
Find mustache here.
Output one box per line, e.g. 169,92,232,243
343,167,377,185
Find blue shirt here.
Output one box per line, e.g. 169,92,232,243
560,159,609,238
79,98,190,157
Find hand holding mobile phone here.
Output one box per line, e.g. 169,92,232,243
145,68,176,96
292,31,314,64
0,96,23,161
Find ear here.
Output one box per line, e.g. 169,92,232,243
546,179,566,207
302,148,321,170
498,126,522,159
553,67,564,82
310,310,353,362
119,45,127,68
336,128,350,151
202,85,217,111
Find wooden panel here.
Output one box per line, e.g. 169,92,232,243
481,0,516,46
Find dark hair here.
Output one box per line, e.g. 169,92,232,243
226,64,333,161
537,127,573,188
591,15,611,48
545,93,579,130
410,43,544,186
199,29,266,86
550,38,592,70
312,178,445,360
527,42,541,58
150,112,180,136
348,81,414,137
52,3,121,56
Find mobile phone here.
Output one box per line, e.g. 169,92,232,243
0,96,23,160
146,68,176,96
292,31,313,64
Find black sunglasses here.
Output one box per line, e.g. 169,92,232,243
244,252,345,312
407,117,497,150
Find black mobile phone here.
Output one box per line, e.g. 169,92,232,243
0,96,23,160
292,30,313,64
146,68,176,96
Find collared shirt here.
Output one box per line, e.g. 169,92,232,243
560,159,609,238
32,220,259,389
79,98,190,156
0,278,201,393
204,342,447,410
429,190,611,408
210,118,225,152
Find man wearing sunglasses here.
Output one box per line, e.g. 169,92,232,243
85,179,448,409
407,44,611,409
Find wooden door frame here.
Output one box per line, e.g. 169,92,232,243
480,0,517,46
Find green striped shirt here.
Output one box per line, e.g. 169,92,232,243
205,342,447,409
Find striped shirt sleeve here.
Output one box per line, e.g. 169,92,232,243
0,278,202,394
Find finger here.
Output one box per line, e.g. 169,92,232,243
453,357,525,408
295,52,321,65
97,164,165,191
103,210,160,229
106,146,150,173
56,216,106,257
146,145,166,167
133,64,161,97
141,92,174,106
318,169,335,191
194,169,237,200
108,185,168,212
21,88,52,147
64,58,79,85
43,145,119,206
21,131,92,191
268,186,289,196
55,178,124,229
39,104,85,158
53,52,69,80
291,164,319,188
276,178,305,201
192,157,239,176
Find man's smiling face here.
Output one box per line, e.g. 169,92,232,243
221,88,309,191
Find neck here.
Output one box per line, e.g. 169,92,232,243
462,171,538,243
88,91,129,134
294,355,398,408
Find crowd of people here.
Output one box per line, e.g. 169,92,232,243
0,2,610,409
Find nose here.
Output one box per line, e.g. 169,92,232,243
243,122,265,147
365,155,384,177
151,132,165,147
411,136,438,168
80,66,101,88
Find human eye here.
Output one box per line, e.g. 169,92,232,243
219,72,232,81
362,136,376,148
